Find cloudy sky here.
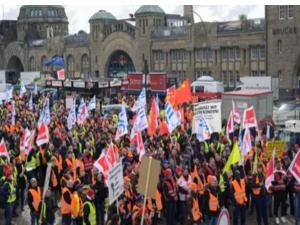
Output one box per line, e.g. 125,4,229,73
1,5,264,34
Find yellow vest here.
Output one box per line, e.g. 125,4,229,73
83,201,96,225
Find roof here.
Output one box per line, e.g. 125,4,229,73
89,10,117,22
135,5,165,15
222,89,272,97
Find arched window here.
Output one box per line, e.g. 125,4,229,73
29,56,35,71
41,56,47,73
81,54,90,78
66,55,75,78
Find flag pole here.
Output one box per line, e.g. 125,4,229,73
140,157,152,225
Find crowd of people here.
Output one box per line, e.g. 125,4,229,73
0,88,299,225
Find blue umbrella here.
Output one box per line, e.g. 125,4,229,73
44,56,64,67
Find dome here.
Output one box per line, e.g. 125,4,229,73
135,5,165,16
89,10,117,22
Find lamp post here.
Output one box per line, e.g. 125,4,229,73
143,59,150,103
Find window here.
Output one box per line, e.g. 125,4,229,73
288,6,294,19
221,49,228,60
260,71,265,76
31,10,34,17
38,10,42,17
260,46,265,59
279,6,285,20
67,55,75,78
229,71,234,86
243,49,246,64
229,48,235,60
251,71,258,76
278,40,282,54
235,48,240,59
236,71,240,82
222,71,228,86
29,56,35,71
251,47,258,59
81,54,90,78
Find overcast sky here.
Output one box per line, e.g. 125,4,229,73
1,5,264,34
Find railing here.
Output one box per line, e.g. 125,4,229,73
151,26,189,38
217,19,265,34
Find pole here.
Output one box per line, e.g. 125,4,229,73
140,157,152,225
116,198,119,215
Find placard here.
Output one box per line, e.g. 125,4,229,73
192,100,222,133
265,140,286,159
52,80,62,87
108,161,124,205
73,81,85,88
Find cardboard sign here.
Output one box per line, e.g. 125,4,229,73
137,156,161,199
108,161,124,205
192,100,222,133
265,140,286,159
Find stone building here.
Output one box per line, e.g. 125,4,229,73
0,5,299,100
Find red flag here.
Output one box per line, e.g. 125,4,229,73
0,139,9,160
265,149,275,190
289,151,300,184
107,143,117,166
160,119,169,136
57,69,65,80
175,80,192,106
94,153,110,184
165,86,176,107
232,100,241,124
136,132,145,161
226,110,234,139
243,106,257,128
148,97,159,136
36,122,49,146
25,130,36,155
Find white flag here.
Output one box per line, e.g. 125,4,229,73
115,106,128,141
130,107,148,138
77,98,88,125
132,89,146,112
29,94,33,110
19,83,26,98
11,101,16,125
38,98,51,125
196,114,213,142
164,102,180,134
34,83,38,95
67,100,77,130
5,87,13,102
88,95,96,111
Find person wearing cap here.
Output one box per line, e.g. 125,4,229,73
162,168,177,225
61,178,74,225
27,177,41,225
251,163,268,225
71,182,84,225
2,173,16,225
83,188,96,225
204,175,220,225
231,169,247,225
177,167,191,224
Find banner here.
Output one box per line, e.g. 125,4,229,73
65,96,73,110
192,100,222,133
108,161,124,205
265,140,286,159
289,151,300,184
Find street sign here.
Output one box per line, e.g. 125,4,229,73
108,161,124,205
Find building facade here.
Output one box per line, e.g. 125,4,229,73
0,5,299,100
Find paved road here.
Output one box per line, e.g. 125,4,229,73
2,205,295,225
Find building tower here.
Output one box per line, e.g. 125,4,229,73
184,5,194,24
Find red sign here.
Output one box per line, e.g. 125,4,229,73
125,72,143,91
149,73,167,92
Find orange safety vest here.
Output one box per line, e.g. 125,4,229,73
252,176,261,196
28,187,41,212
51,170,58,188
209,192,219,212
61,187,72,215
76,159,85,178
232,179,248,205
147,197,153,211
155,190,163,211
71,192,83,218
65,158,77,180
192,197,202,222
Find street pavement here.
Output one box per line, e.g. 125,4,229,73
0,205,294,225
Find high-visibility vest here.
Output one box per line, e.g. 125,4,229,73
65,158,77,180
155,190,163,211
219,174,225,193
76,159,85,177
71,192,83,218
28,187,41,212
51,170,58,188
61,187,72,215
192,197,202,221
209,192,219,212
6,181,16,203
204,141,209,153
83,201,96,225
232,179,248,205
253,176,261,196
26,155,37,171
147,197,153,211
